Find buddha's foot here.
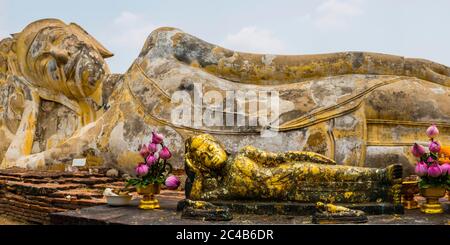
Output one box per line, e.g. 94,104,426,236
386,164,403,183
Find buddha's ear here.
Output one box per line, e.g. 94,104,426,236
0,37,19,76
68,23,114,58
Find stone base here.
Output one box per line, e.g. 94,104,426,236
312,212,368,224
49,193,449,225
181,200,404,215
50,203,449,225
181,207,233,221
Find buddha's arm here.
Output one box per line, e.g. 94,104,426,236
239,145,335,167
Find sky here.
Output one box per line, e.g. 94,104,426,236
1,0,449,73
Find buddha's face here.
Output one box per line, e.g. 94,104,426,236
25,26,107,98
189,134,227,170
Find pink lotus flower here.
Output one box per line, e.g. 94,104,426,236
148,143,158,153
165,175,181,190
440,164,450,175
427,163,442,178
426,156,435,164
411,143,426,157
415,161,428,177
426,124,439,138
151,130,164,144
140,144,150,158
146,154,157,166
135,163,149,176
159,146,172,160
429,141,441,153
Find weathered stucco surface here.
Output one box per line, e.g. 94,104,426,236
0,19,449,176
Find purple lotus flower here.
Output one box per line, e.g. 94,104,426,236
165,175,181,190
140,144,150,158
429,141,441,153
151,130,164,144
159,146,172,160
426,124,439,138
427,163,442,178
135,163,149,176
148,143,158,153
440,164,450,175
146,154,157,166
415,161,428,177
411,143,426,157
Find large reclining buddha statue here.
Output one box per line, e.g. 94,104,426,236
0,19,449,178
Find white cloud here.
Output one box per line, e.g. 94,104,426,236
108,11,157,50
296,0,365,31
221,26,285,54
114,11,140,26
314,0,365,30
99,11,160,72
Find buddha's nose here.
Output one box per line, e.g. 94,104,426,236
49,48,69,65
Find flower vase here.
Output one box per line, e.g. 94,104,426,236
419,186,446,214
136,184,161,210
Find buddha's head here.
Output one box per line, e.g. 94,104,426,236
13,19,113,100
185,134,228,173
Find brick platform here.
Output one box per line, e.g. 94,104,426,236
0,168,126,224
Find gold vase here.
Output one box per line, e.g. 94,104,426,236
419,186,446,214
136,184,161,210
401,180,419,209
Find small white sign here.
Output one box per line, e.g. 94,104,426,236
72,158,87,167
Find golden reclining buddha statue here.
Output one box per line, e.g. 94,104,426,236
0,19,449,186
184,134,402,203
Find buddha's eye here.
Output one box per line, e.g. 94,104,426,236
46,59,60,81
49,34,58,44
